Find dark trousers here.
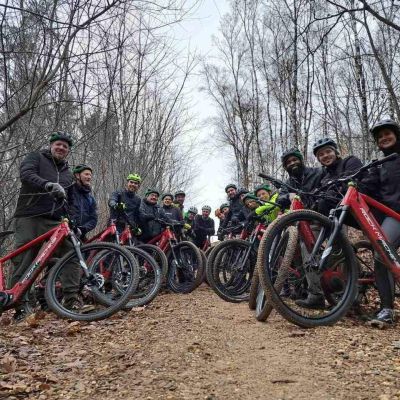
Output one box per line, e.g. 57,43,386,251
11,217,80,301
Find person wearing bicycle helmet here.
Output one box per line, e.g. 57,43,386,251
161,193,183,222
70,164,98,240
173,190,186,212
276,147,323,210
313,138,363,216
138,189,174,242
12,132,80,321
220,183,248,232
193,205,215,248
360,119,400,326
252,185,280,223
108,173,142,232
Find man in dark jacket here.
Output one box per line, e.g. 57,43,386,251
12,132,80,321
138,189,173,242
193,205,215,248
276,148,323,210
161,193,183,221
108,173,141,231
173,190,186,213
70,164,98,239
220,184,247,234
312,138,363,216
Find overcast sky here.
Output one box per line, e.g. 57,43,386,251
172,0,231,218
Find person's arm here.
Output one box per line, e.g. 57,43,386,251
207,219,215,235
108,190,121,208
20,152,48,189
275,182,291,210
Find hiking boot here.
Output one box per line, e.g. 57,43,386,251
63,297,95,313
369,308,395,328
295,293,325,309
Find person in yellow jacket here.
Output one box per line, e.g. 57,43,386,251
254,184,280,222
242,190,280,224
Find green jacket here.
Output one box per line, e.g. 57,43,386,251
254,192,280,223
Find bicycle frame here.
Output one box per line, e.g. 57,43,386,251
290,196,316,253
336,183,400,280
147,227,175,253
0,221,70,310
86,221,133,246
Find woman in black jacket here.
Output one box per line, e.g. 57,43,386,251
361,119,400,326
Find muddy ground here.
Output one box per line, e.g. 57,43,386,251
0,285,399,400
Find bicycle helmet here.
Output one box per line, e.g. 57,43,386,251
73,164,92,174
254,184,271,195
188,206,198,214
174,190,186,197
144,188,160,197
225,183,237,193
219,203,229,211
126,173,142,183
49,132,73,147
161,193,173,200
202,205,211,212
237,187,249,196
312,138,338,156
370,119,400,139
242,193,260,203
281,147,303,166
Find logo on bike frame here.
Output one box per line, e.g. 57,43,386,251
360,207,400,269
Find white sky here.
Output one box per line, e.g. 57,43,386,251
172,0,231,218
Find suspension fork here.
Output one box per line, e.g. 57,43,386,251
70,233,91,278
318,207,349,271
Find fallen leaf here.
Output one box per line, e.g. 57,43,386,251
0,355,17,374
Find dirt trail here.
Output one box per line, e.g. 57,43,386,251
1,286,400,399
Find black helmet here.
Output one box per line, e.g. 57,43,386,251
225,183,237,193
161,192,173,200
312,138,338,156
370,119,400,139
50,132,73,147
281,147,303,166
237,187,249,196
73,164,92,174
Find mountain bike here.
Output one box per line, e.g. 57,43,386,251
257,154,400,328
147,219,203,293
0,210,139,321
86,215,164,308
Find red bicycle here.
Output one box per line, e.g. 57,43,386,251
258,154,400,327
147,219,203,293
0,213,139,321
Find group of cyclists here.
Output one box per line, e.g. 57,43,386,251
213,119,400,327
8,117,400,328
9,132,215,321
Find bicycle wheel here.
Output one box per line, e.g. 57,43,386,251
200,250,208,283
135,243,168,278
45,242,139,321
208,239,256,303
248,269,259,310
255,226,298,322
258,210,358,328
91,246,161,308
167,241,203,293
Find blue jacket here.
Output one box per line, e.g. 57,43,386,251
70,183,98,236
